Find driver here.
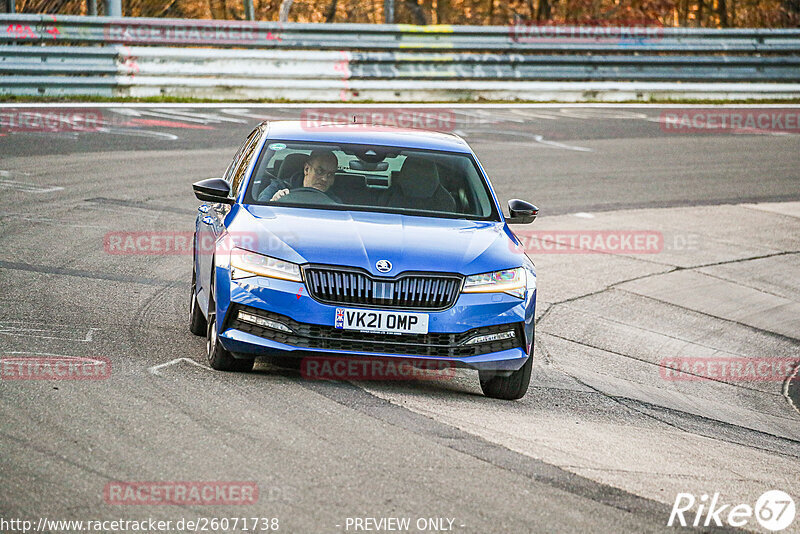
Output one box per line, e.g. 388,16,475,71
259,150,341,202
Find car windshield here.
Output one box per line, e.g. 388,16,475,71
244,140,499,220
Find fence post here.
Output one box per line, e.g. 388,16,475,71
106,0,121,16
384,0,394,23
244,0,254,20
88,0,97,16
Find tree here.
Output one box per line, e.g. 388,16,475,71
404,0,427,23
208,0,225,18
437,0,449,23
323,0,336,20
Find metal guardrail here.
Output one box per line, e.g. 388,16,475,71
3,14,800,51
348,52,800,81
1,46,117,75
6,46,799,82
2,14,800,100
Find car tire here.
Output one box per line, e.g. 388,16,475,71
189,266,207,336
479,352,532,400
206,279,254,373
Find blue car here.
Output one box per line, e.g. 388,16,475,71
190,121,538,399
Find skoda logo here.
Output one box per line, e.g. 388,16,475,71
375,260,392,273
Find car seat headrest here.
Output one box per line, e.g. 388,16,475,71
396,157,440,198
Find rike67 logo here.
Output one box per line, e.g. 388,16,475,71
669,490,796,531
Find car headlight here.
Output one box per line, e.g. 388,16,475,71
462,267,526,298
230,248,302,282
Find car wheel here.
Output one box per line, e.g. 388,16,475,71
479,353,532,400
206,280,254,373
189,265,207,336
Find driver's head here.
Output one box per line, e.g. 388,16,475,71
303,150,337,192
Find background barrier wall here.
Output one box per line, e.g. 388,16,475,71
2,14,799,101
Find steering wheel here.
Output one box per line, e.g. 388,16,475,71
275,187,337,205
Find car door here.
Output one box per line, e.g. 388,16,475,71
196,128,261,315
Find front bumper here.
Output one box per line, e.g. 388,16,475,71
214,268,535,372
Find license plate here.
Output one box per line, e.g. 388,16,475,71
334,308,429,335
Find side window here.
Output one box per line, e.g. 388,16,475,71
230,131,261,198
224,128,260,184
224,142,247,183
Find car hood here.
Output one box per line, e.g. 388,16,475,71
230,205,524,277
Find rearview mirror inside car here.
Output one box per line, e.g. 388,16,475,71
507,199,538,224
193,178,233,204
350,160,389,172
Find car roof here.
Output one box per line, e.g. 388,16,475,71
262,120,472,153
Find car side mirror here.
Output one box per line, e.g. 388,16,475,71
193,178,233,204
507,199,538,224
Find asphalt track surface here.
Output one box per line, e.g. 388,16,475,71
0,104,798,534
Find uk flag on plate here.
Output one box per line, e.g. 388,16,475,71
335,308,345,329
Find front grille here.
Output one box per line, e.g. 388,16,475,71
303,266,462,310
227,305,523,358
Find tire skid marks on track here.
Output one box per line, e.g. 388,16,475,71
84,197,193,216
127,278,184,349
0,212,109,229
302,379,672,522
0,259,172,286
0,321,97,342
